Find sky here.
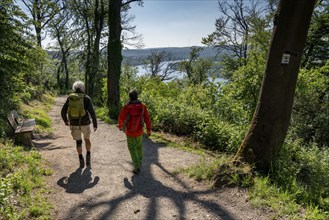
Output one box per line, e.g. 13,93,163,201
18,0,220,49
128,0,220,49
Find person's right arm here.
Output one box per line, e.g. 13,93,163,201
61,99,69,125
118,105,128,130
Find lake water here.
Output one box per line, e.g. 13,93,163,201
135,63,225,83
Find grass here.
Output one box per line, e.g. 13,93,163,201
20,93,55,134
177,156,228,182
249,177,329,219
149,131,210,156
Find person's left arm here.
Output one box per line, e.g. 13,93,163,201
86,96,97,131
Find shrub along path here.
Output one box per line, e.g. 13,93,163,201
34,96,271,220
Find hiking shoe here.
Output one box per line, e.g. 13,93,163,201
86,154,91,166
133,168,140,175
79,157,85,168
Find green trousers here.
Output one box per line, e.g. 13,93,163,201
127,135,143,169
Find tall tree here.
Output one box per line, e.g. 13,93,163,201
0,0,29,113
21,0,60,47
90,0,106,99
202,0,273,68
69,0,94,95
142,51,178,81
179,47,213,85
68,0,107,99
235,0,317,171
48,0,73,90
107,0,142,119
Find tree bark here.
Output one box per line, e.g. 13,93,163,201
90,0,105,101
34,0,42,47
84,13,92,96
235,0,317,171
107,0,123,119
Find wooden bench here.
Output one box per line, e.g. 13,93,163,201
7,110,35,147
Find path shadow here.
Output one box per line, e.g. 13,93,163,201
57,167,100,194
34,133,73,150
64,137,237,220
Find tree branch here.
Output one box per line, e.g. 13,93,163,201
121,0,141,7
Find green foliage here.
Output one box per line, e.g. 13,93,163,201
291,62,329,147
250,176,329,219
302,0,329,68
220,52,265,121
272,140,329,212
249,177,303,219
95,107,115,124
195,117,244,152
20,93,55,134
178,47,213,85
0,145,25,175
23,47,56,100
0,0,30,130
119,64,140,103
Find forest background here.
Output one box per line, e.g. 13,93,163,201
0,0,328,219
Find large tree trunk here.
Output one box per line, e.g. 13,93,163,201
35,25,42,47
90,0,105,102
235,0,316,171
63,51,69,90
84,15,93,96
35,0,42,47
107,0,122,119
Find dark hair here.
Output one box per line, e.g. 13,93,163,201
129,90,138,101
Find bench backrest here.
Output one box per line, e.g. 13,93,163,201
7,110,21,131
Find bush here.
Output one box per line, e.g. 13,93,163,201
195,117,245,152
272,139,329,211
291,63,329,147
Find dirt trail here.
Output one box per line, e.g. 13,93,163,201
34,96,271,220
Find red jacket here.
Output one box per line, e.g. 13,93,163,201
118,101,151,137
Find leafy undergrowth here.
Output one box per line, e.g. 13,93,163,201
95,107,116,124
20,93,55,134
0,143,52,219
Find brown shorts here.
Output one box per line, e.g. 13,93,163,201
70,125,91,140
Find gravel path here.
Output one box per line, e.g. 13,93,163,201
34,96,271,220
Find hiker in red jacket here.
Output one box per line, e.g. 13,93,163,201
118,90,151,174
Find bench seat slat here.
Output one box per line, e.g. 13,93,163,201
14,119,35,133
